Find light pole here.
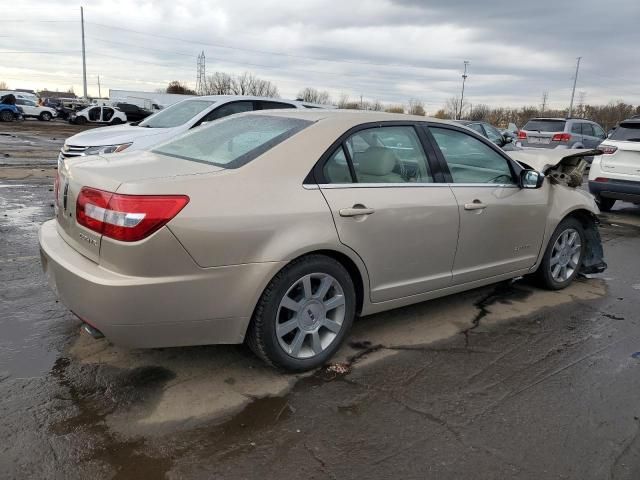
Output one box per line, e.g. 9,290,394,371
80,6,87,100
458,60,469,120
568,56,582,118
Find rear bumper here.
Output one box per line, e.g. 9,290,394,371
589,179,640,203
38,219,284,348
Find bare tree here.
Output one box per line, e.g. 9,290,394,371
384,105,405,114
407,99,425,116
444,97,469,119
201,72,279,97
434,109,449,119
203,72,234,95
166,81,196,95
468,103,490,121
297,87,332,104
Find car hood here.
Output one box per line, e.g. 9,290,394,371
510,148,602,174
65,124,175,147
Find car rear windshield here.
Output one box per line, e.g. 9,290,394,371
609,122,640,142
153,114,313,168
139,99,215,128
523,119,566,132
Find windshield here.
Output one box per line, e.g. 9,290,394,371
139,99,215,128
153,114,313,168
610,122,640,142
523,119,566,132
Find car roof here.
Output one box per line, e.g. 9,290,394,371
195,95,302,103
236,108,460,127
619,118,640,124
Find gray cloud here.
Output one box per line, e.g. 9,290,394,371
3,0,639,110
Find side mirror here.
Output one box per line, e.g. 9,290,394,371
520,169,544,189
503,135,513,144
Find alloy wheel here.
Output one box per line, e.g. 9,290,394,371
276,273,346,359
549,228,581,282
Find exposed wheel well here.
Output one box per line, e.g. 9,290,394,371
565,208,597,229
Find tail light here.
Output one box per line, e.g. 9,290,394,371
552,133,572,142
76,187,189,242
517,131,527,140
593,177,609,183
599,145,618,155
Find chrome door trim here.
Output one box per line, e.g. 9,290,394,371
307,183,520,190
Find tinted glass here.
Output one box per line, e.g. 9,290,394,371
483,124,503,143
610,122,640,141
430,127,515,184
571,123,582,134
323,147,352,183
206,101,254,121
154,114,312,168
468,123,484,134
581,123,594,136
259,101,296,110
593,124,605,138
344,126,432,183
523,119,566,132
139,99,216,128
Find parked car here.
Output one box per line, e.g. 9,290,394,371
13,98,57,121
40,110,606,371
112,102,153,122
588,118,640,211
0,95,22,122
59,96,315,160
69,105,128,125
518,118,606,153
454,120,519,150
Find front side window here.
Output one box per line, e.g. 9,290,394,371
468,123,484,135
430,127,515,184
154,114,312,168
204,101,254,122
139,99,216,128
483,124,503,144
343,126,432,183
593,124,606,138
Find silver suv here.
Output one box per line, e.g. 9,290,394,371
518,118,606,151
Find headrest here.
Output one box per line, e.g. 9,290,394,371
355,147,397,176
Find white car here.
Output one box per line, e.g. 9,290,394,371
59,96,319,160
69,105,128,126
588,118,640,211
14,98,57,121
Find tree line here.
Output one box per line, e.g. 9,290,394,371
163,75,639,131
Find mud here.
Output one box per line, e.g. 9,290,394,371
1,139,640,478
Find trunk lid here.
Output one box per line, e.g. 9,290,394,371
55,150,222,263
600,141,640,177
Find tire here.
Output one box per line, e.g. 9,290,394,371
535,217,586,290
0,110,14,122
39,111,52,121
247,254,356,371
74,116,87,125
111,118,123,125
596,196,615,212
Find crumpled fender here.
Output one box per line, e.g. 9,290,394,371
509,148,602,174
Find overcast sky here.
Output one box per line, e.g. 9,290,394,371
3,0,639,111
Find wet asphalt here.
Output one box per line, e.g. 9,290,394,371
1,172,640,479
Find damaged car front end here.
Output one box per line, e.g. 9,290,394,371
511,148,607,276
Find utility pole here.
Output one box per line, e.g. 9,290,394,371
541,91,548,114
458,60,469,120
195,51,206,95
568,56,581,118
80,6,87,100
97,75,101,98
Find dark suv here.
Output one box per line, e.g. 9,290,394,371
518,118,606,151
112,103,153,122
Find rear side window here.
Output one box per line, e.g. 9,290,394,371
610,122,640,141
258,101,295,110
523,119,566,132
581,123,594,136
154,114,313,168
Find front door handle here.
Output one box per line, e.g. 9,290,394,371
339,205,375,217
464,200,487,211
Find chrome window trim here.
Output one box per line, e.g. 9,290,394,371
306,182,519,190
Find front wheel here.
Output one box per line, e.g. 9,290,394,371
596,196,615,212
39,111,52,121
0,110,14,122
535,217,586,290
247,255,356,371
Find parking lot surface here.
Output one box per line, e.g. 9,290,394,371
1,123,640,479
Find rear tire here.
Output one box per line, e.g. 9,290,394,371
247,255,356,371
0,110,14,122
596,196,615,212
111,118,123,125
39,111,52,121
535,217,586,290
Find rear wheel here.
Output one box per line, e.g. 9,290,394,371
596,196,615,212
247,255,356,371
39,111,52,121
0,110,14,122
111,118,123,125
535,217,586,290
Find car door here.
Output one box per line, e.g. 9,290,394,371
570,122,583,145
17,99,35,116
581,123,599,148
101,107,115,122
317,124,459,302
592,124,606,146
426,125,549,285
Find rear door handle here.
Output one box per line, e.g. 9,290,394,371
339,206,375,217
464,201,487,211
